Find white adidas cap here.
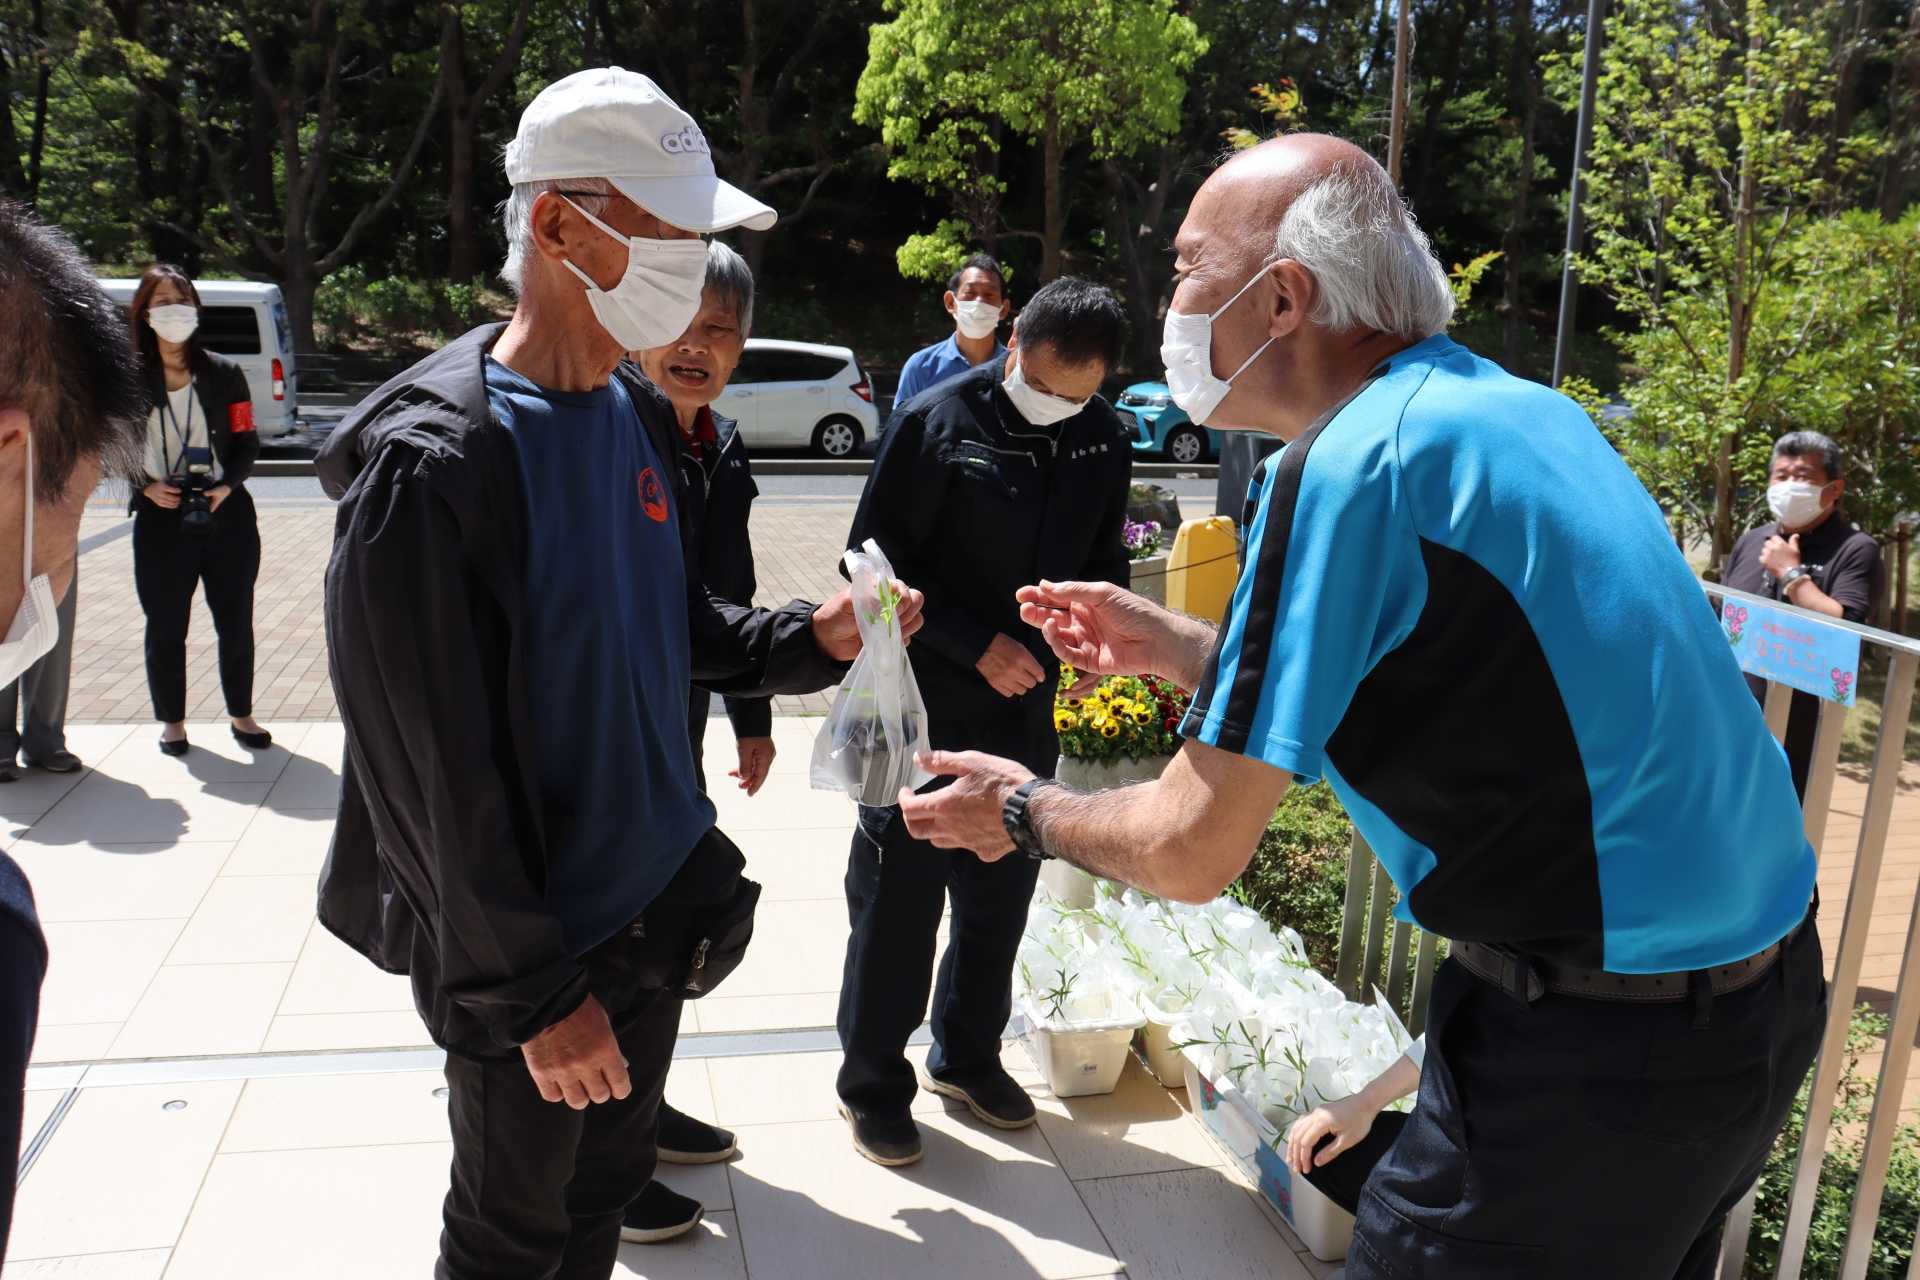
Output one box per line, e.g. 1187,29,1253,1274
504,68,777,234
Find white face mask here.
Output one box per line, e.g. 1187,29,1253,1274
557,197,710,352
0,432,61,690
953,299,1002,341
1002,357,1088,427
1161,264,1276,426
147,304,199,345
1768,480,1831,529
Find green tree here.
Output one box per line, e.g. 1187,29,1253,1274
1548,0,1879,569
855,0,1205,283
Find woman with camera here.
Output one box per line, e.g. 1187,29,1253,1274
128,265,270,756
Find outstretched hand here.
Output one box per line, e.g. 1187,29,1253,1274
1016,580,1171,679
812,579,925,662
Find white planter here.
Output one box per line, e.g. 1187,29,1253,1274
1020,995,1145,1099
1182,1047,1356,1262
1039,754,1176,907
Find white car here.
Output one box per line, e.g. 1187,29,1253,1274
97,278,299,439
713,338,879,458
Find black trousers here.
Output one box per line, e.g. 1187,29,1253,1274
132,490,259,723
0,566,75,760
836,802,1040,1116
438,943,683,1280
1344,919,1826,1279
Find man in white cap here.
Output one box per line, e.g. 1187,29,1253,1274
317,69,922,1280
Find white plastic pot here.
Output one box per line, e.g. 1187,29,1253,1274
1181,1046,1355,1262
1133,1017,1187,1089
1020,996,1144,1099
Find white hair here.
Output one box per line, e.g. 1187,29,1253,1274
498,176,613,294
1270,162,1455,340
704,241,755,337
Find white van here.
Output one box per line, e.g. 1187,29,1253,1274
96,278,299,439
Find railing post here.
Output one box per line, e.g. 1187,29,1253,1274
1335,830,1374,1001
1385,920,1413,1012
1799,697,1849,851
1773,649,1918,1276
1407,929,1439,1036
1360,858,1395,1000
1763,679,1794,744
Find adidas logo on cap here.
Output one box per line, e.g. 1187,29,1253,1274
660,125,710,157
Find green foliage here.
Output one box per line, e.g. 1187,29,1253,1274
1746,1006,1919,1279
1447,250,1505,320
363,276,437,331
896,219,977,284
313,265,369,339
1232,784,1353,976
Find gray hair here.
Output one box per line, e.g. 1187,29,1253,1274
704,241,755,337
1269,161,1455,340
499,176,613,294
1773,431,1844,482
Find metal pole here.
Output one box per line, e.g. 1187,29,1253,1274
1551,0,1608,386
1387,0,1412,187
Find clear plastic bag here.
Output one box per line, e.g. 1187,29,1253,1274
810,539,933,805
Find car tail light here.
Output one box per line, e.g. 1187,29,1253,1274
271,358,286,400
850,375,873,403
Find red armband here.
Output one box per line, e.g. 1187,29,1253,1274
227,401,256,434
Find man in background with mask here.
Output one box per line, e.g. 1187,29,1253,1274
834,277,1130,1167
900,136,1824,1277
892,254,1010,406
317,71,921,1279
1722,430,1884,797
0,200,147,1258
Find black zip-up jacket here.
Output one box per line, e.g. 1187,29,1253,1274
315,324,841,1057
131,347,260,509
669,402,771,740
848,357,1133,773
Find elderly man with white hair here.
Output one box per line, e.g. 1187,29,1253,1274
316,70,920,1280
900,134,1825,1278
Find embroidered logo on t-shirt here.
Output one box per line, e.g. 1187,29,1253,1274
638,467,669,523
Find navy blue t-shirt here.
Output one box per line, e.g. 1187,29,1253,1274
486,358,715,957
1184,335,1813,973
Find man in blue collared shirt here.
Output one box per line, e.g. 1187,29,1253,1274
893,254,1008,405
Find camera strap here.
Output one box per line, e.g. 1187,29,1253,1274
158,378,197,480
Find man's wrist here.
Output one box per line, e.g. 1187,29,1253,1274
1156,612,1217,691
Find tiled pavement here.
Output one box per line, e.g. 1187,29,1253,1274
67,498,861,725
9,715,1341,1280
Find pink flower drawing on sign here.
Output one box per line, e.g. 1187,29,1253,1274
1831,668,1855,702
1724,605,1749,646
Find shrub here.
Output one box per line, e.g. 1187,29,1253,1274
1746,1005,1919,1279
363,276,436,331
313,264,368,340
1232,783,1353,976
438,278,491,330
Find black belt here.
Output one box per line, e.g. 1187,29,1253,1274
1454,913,1809,1006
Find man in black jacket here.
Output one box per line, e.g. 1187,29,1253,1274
835,278,1133,1167
318,71,920,1280
0,200,147,1259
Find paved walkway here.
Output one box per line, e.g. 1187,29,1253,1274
9,715,1336,1280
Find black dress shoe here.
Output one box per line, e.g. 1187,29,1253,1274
231,725,273,751
23,750,81,774
158,736,189,757
838,1103,923,1167
618,1180,703,1244
657,1100,737,1165
921,1067,1038,1130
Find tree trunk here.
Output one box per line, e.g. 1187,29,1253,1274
1717,31,1763,569
443,10,477,282
1501,0,1538,373
1041,120,1064,281
282,219,319,353
0,45,26,198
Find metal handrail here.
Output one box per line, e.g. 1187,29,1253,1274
1329,579,1920,1276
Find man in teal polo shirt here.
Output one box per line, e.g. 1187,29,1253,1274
898,135,1825,1278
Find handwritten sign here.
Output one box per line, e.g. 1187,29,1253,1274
1721,599,1860,706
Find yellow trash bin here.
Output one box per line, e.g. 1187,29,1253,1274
1165,516,1239,623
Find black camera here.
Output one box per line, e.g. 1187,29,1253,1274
179,447,215,535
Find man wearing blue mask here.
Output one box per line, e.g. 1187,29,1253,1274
1722,431,1883,797
318,70,923,1280
898,136,1824,1279
833,278,1132,1167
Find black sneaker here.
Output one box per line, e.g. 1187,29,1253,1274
618,1180,703,1244
837,1103,924,1167
921,1067,1038,1130
657,1100,737,1165
22,750,80,774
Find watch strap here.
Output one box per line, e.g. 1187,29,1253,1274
1003,778,1060,861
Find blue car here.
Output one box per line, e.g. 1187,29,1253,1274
1114,380,1223,464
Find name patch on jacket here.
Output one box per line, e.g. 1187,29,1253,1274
228,402,256,434
1068,443,1112,460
